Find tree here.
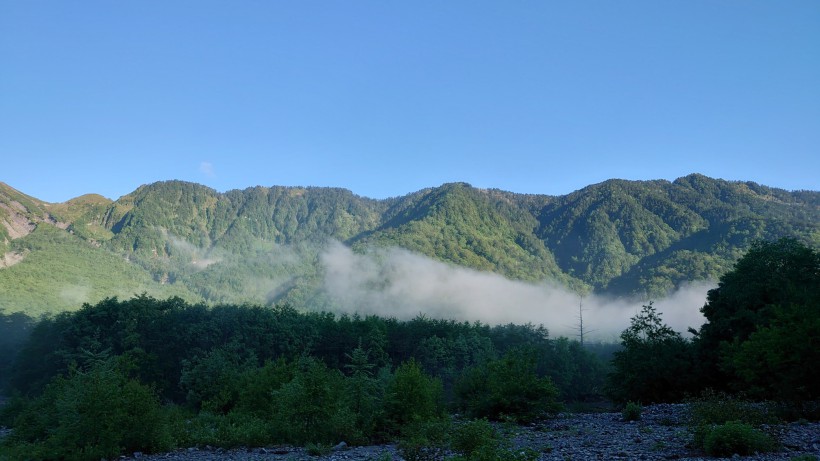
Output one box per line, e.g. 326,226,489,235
607,302,695,403
693,238,820,395
455,347,560,423
384,359,444,434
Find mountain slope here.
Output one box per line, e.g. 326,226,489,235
0,175,817,316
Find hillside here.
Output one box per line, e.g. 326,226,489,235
0,175,817,316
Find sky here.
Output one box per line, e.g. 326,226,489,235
1,1,818,203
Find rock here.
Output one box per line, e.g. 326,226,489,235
332,442,348,451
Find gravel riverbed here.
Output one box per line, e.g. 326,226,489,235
110,405,820,461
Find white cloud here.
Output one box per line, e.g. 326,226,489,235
199,161,215,177
319,241,713,340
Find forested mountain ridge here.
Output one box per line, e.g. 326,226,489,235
0,175,817,316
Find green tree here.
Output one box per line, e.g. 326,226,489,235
693,238,820,396
271,357,352,445
4,359,170,461
456,347,560,423
606,302,695,403
727,302,820,402
384,359,444,434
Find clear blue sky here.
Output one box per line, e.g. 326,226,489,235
2,1,818,203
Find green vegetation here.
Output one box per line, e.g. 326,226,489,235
3,359,171,461
455,348,560,423
621,401,642,421
606,302,695,403
686,390,780,451
449,418,539,461
602,238,819,455
1,176,819,459
702,421,777,457
0,294,602,460
606,238,820,407
2,175,818,315
0,225,199,317
693,238,820,402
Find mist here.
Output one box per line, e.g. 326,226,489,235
166,234,223,270
320,242,713,340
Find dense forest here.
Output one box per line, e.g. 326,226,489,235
1,175,818,317
1,238,818,460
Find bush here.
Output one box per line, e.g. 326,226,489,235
167,409,275,448
622,401,642,421
396,418,451,461
448,418,542,461
702,421,776,457
451,418,498,457
688,391,780,452
305,442,333,456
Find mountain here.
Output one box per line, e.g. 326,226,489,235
1,175,817,316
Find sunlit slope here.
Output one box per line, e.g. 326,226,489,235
537,174,820,293
351,183,579,288
0,225,199,316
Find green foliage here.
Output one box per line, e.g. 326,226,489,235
271,357,354,445
687,390,779,451
165,408,274,449
3,360,171,461
4,175,818,318
727,301,820,402
0,225,198,317
396,418,451,461
384,359,445,434
702,421,777,457
449,418,540,461
543,337,607,402
606,302,695,403
622,401,642,421
450,418,498,457
343,345,387,444
456,348,560,423
179,345,256,412
694,238,820,399
233,358,296,417
305,442,334,456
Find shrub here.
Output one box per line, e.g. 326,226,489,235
305,442,333,456
688,390,779,449
448,418,541,461
451,418,498,457
702,421,776,457
622,401,642,421
396,418,450,461
166,408,276,449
